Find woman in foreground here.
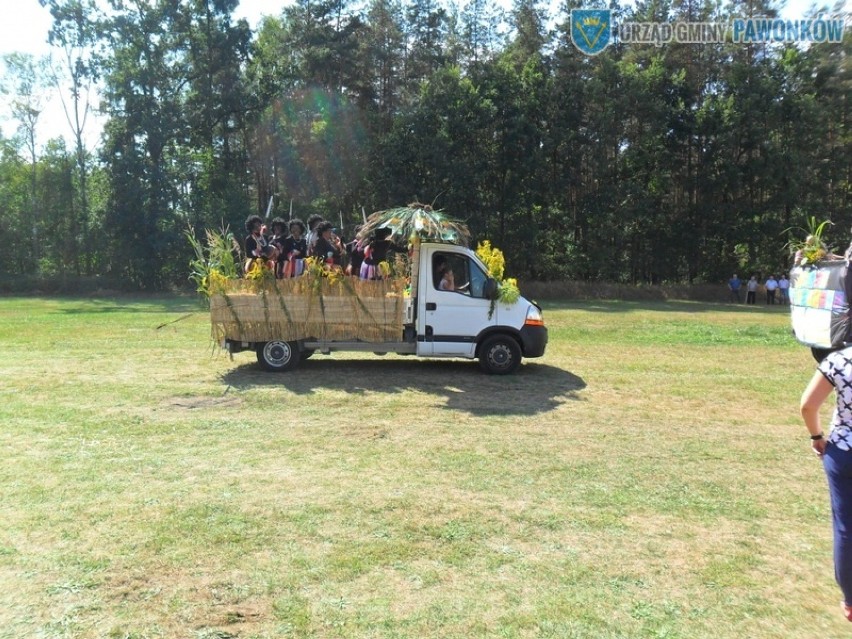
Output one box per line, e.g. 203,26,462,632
801,347,852,622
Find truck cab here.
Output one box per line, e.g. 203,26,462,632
414,243,547,372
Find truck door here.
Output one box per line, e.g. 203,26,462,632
419,249,493,357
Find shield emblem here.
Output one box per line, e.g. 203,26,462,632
571,10,611,55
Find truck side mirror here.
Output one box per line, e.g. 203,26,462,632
484,277,499,300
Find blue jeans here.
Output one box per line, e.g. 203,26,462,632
823,443,852,604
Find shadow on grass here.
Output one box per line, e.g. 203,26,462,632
220,358,585,417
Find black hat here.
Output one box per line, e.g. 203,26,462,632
245,214,263,233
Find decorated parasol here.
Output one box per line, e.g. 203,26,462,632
356,202,470,247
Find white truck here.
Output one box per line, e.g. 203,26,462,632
212,241,547,374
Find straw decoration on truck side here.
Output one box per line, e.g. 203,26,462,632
209,273,406,343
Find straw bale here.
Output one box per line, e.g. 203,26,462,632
210,276,405,343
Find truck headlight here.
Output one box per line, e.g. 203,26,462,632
525,305,544,327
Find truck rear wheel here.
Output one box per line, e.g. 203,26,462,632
257,340,300,372
478,335,522,375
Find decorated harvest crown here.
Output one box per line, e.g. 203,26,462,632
357,203,471,247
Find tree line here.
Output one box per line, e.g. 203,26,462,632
0,0,849,289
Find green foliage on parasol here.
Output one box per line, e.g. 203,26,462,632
357,202,470,246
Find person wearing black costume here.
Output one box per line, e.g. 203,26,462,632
311,221,343,267
269,217,288,278
244,214,277,272
359,227,406,280
345,225,365,276
305,214,325,254
281,218,308,278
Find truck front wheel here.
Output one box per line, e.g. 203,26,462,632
257,340,300,372
478,335,522,375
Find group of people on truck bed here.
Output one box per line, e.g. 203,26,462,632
244,214,406,281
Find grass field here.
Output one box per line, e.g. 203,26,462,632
0,295,844,638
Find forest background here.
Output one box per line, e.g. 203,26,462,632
0,0,849,290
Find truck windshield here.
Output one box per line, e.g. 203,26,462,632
468,261,487,298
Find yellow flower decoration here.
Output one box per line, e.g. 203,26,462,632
207,271,230,295
476,241,521,314
244,259,266,280
499,278,520,304
476,241,505,281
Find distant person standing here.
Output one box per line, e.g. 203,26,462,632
728,274,742,303
746,275,758,305
779,274,790,305
765,275,779,304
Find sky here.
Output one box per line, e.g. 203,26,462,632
0,0,844,150
0,0,287,148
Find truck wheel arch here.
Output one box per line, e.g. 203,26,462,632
474,327,523,357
